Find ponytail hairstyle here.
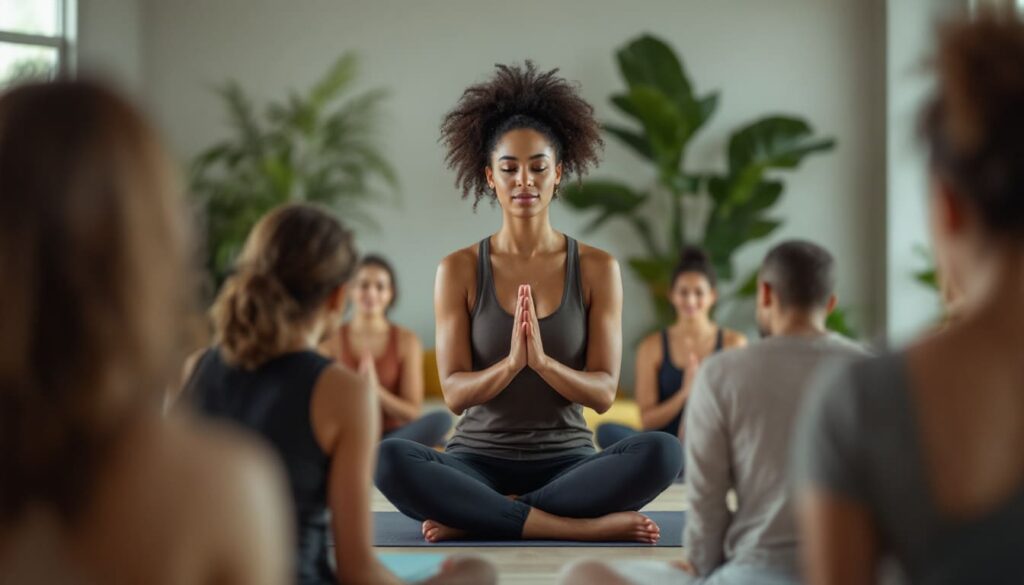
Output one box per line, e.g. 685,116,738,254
922,9,1024,238
671,246,718,290
211,203,357,369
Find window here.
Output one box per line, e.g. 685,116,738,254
0,0,75,88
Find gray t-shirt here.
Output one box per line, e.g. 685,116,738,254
793,352,1024,585
684,333,868,577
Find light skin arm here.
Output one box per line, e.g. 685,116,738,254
367,331,424,424
635,336,696,431
434,252,526,415
799,488,880,585
523,253,621,413
311,365,401,585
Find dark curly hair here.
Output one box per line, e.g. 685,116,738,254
441,61,603,208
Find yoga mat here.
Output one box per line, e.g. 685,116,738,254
377,553,444,582
373,511,684,547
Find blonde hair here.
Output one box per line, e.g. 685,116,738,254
0,81,189,522
211,203,357,369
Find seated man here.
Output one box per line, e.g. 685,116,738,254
561,240,868,584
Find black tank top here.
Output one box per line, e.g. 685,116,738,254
657,327,724,436
446,235,596,460
185,348,334,585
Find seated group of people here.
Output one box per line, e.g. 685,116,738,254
3,12,1024,585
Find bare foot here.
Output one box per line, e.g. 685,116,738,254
421,519,469,543
585,511,660,544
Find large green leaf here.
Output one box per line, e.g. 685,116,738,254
560,180,645,211
616,86,688,175
616,34,694,109
603,123,653,162
728,116,835,174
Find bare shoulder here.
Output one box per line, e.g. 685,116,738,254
636,331,663,363
576,241,619,275
160,418,284,498
722,328,749,348
437,244,478,282
394,326,423,354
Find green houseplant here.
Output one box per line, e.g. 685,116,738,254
190,53,396,288
562,35,838,331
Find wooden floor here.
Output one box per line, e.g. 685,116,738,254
372,484,687,585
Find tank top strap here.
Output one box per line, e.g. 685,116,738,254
565,236,584,309
714,327,725,351
473,237,493,318
661,328,672,360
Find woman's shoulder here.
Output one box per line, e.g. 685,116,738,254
122,416,287,530
575,240,617,266
721,328,749,349
392,325,423,354
636,330,665,361
437,244,479,286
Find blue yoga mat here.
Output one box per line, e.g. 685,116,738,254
373,511,684,547
377,553,444,581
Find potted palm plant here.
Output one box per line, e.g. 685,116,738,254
190,53,396,289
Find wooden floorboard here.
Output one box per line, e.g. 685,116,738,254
372,483,687,584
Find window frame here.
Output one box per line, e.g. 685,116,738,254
0,0,76,81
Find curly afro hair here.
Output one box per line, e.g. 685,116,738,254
440,61,603,208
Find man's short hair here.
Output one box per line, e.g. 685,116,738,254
759,240,836,309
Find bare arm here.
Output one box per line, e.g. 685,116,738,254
312,365,401,585
799,489,879,585
524,251,621,413
434,252,526,415
634,336,691,431
374,331,424,424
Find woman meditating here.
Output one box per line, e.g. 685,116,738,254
321,255,452,447
596,247,746,449
375,62,682,543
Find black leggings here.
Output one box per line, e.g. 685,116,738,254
374,431,682,539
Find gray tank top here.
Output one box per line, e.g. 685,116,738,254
445,235,596,460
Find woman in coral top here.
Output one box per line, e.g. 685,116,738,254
322,255,452,447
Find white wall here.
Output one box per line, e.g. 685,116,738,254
76,0,143,95
884,0,964,347
128,0,884,389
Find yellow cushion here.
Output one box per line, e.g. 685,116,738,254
583,398,641,432
423,349,445,400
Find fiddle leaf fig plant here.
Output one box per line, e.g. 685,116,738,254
562,34,837,330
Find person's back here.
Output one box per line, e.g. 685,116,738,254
186,348,335,583
794,13,1024,585
686,333,866,573
0,80,289,585
0,419,289,585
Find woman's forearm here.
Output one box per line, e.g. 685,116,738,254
375,388,421,424
641,388,687,431
534,357,617,413
441,357,519,415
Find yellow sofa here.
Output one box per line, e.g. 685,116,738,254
423,348,641,432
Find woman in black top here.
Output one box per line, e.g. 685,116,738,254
183,204,494,585
374,63,682,543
